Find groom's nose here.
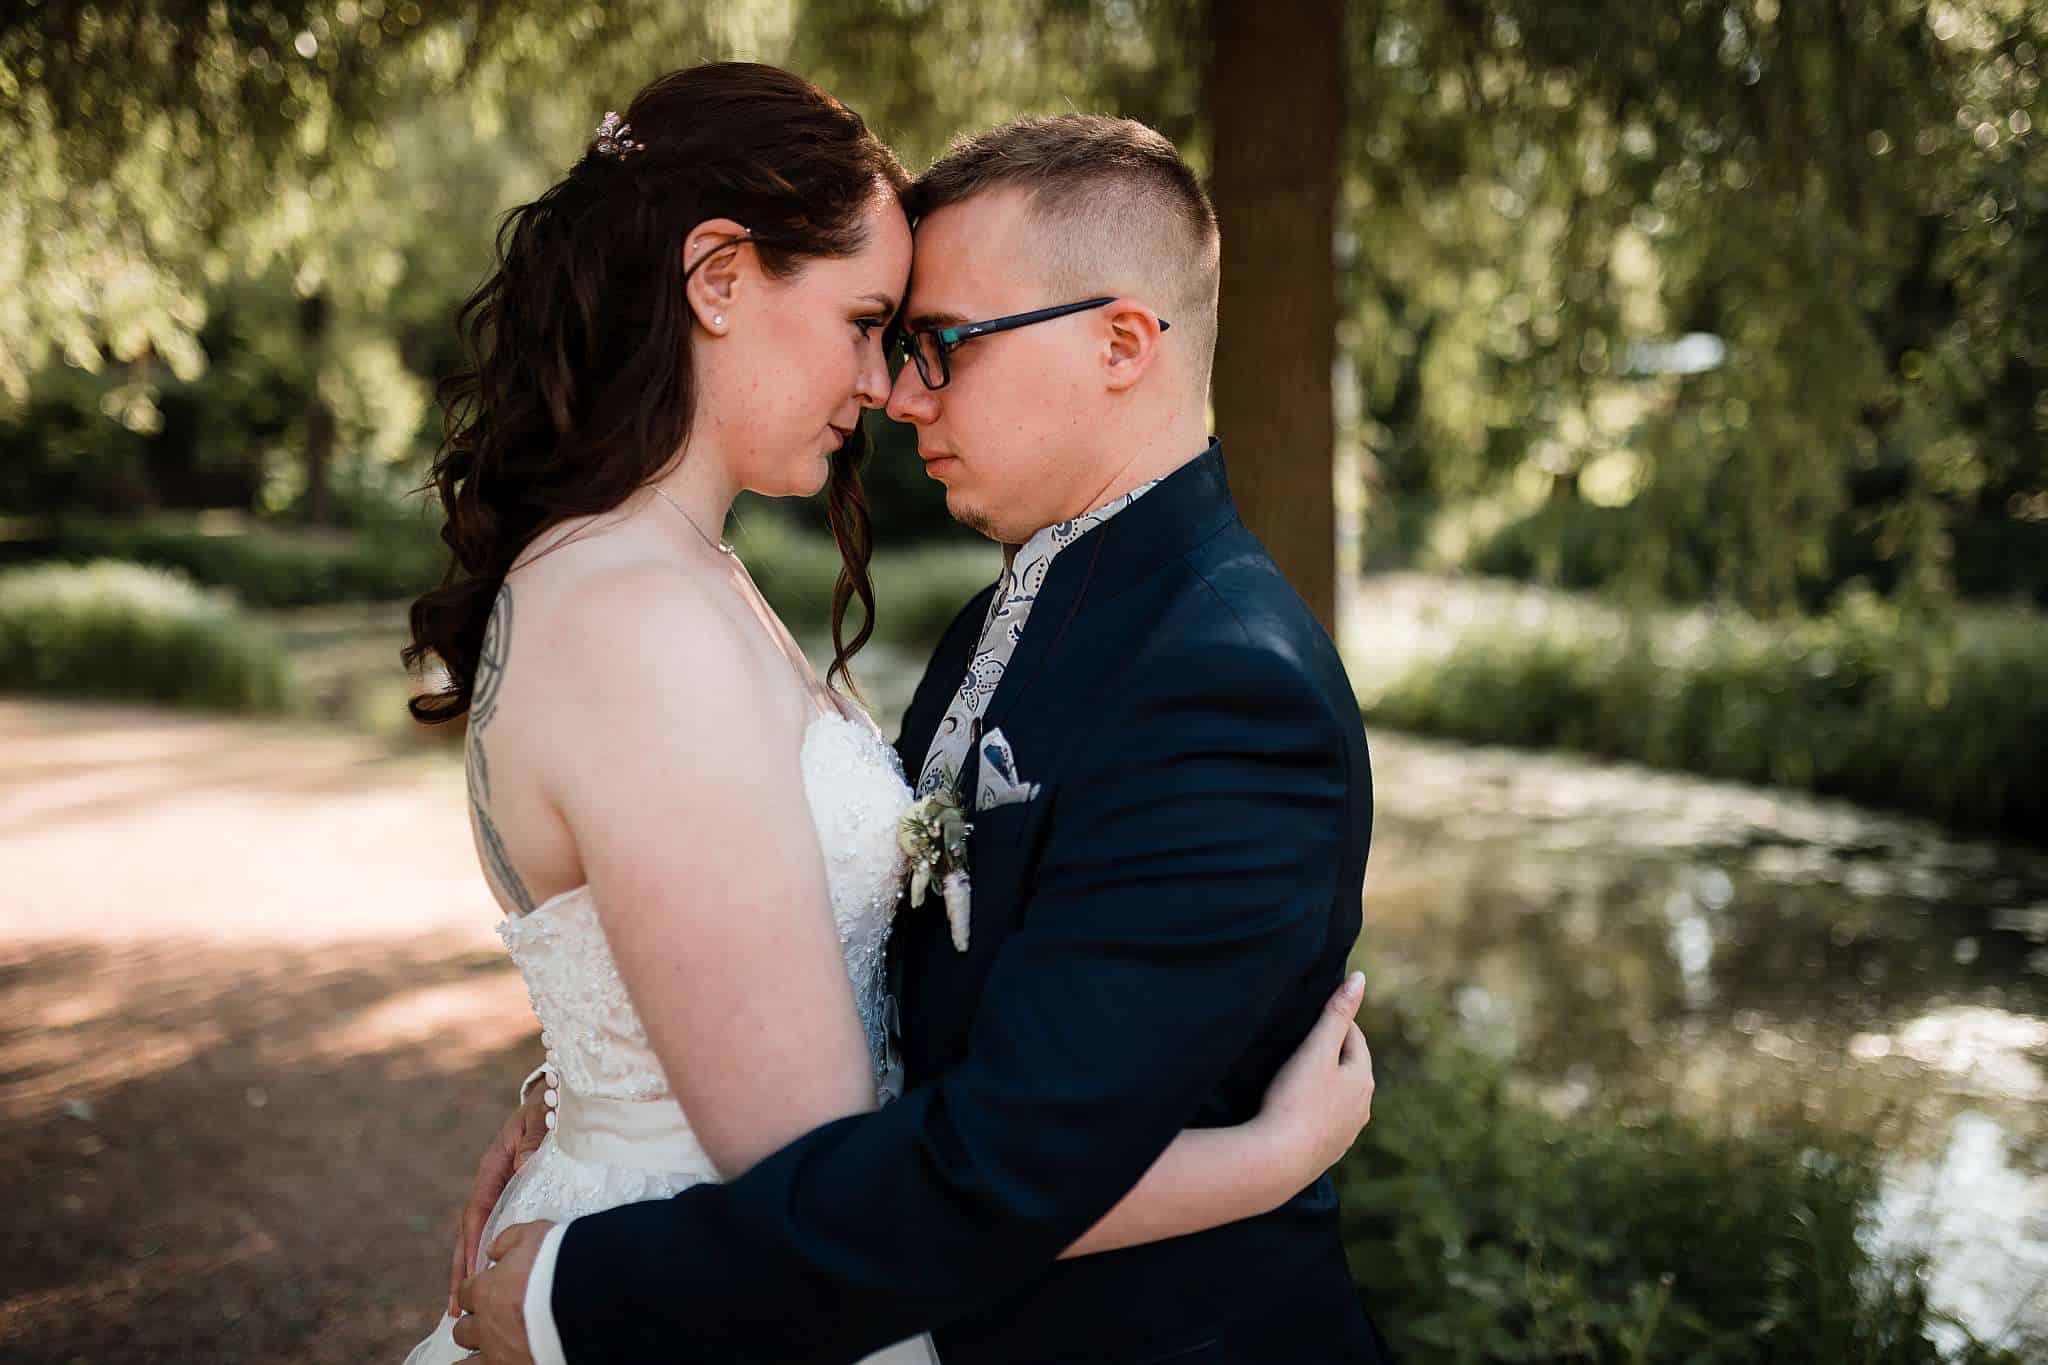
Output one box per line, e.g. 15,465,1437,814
886,362,940,427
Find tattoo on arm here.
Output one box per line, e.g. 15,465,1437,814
468,586,536,914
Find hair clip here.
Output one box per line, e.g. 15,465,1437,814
593,110,644,159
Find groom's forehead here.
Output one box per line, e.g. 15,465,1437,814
903,248,984,323
903,193,1037,321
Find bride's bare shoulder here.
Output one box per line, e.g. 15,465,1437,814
504,526,763,714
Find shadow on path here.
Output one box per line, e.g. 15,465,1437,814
1,935,535,1363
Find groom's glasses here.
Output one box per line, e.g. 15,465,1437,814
888,297,1170,391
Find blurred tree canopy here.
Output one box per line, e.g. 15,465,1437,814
2,0,2042,615
1336,0,2048,614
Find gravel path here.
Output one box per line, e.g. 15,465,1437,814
1,700,535,1362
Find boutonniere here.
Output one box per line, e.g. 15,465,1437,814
899,785,973,952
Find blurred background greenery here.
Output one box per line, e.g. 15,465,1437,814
1,2,2043,1361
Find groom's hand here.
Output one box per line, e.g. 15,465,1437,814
453,1219,554,1363
449,1089,551,1314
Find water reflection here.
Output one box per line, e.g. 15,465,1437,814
1360,732,2048,1352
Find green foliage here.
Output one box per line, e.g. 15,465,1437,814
869,538,1001,646
1360,586,2048,839
0,560,293,711
1465,500,1700,598
1340,0,2048,615
1463,496,2048,609
1339,1037,2018,1364
11,515,446,607
733,512,995,648
8,0,2044,627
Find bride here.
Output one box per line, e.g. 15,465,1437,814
399,63,1374,1364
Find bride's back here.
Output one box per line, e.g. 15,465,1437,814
462,506,818,920
401,497,919,1365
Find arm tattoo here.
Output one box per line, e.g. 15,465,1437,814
468,586,536,914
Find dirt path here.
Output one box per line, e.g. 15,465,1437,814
1,700,540,1362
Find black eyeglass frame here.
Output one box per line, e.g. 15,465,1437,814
889,296,1171,390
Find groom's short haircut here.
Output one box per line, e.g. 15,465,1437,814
908,114,1221,394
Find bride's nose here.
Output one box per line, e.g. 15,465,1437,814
853,346,890,409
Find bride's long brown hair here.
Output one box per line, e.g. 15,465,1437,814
404,63,908,722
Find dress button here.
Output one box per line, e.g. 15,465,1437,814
544,1088,559,1108
544,1110,557,1131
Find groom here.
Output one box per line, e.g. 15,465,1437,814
459,114,1388,1363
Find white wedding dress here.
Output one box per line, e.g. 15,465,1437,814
404,699,938,1364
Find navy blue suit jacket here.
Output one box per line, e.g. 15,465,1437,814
550,443,1384,1363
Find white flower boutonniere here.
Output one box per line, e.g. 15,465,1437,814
898,787,973,952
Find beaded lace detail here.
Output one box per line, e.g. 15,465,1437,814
802,713,913,1067
496,712,908,1100
404,700,932,1364
475,712,908,1226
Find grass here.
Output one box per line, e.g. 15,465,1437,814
0,560,293,712
1349,575,2047,841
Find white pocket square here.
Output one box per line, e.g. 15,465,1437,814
975,726,1041,811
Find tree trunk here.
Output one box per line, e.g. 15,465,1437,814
299,289,334,525
1208,0,1344,633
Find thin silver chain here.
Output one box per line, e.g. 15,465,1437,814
649,484,735,556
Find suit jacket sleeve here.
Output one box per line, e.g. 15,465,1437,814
548,633,1360,1363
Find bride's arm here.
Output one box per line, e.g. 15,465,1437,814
1059,970,1374,1258
538,571,878,1178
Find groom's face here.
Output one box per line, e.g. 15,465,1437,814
886,189,1107,545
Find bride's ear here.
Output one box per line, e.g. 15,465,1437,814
683,218,750,336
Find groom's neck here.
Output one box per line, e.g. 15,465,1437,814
1005,407,1211,554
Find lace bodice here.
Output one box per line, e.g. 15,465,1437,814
496,710,912,1104
405,644,942,1365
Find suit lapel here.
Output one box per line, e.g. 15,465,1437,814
894,583,993,779
980,440,1236,736
896,442,1243,1078
979,529,1108,739
890,581,994,1075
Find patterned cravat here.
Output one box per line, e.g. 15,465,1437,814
916,479,1160,799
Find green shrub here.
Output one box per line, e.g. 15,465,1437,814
1340,1038,2017,1364
0,560,293,711
1360,585,2047,839
870,540,1002,645
12,515,447,607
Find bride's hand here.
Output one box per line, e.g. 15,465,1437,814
1255,971,1374,1181
447,1085,551,1316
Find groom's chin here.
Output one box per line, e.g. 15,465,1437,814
948,494,1001,542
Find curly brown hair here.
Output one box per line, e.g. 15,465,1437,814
404,62,908,722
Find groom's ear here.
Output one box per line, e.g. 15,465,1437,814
1099,298,1169,392
682,217,751,333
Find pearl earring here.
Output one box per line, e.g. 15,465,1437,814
712,314,724,328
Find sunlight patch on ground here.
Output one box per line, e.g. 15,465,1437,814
295,975,534,1073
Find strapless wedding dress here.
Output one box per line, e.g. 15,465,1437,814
404,709,936,1364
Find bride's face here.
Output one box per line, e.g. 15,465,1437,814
687,187,912,498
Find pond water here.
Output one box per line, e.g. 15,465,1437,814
1359,730,2047,1355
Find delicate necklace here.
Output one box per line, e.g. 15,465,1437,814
650,484,735,557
